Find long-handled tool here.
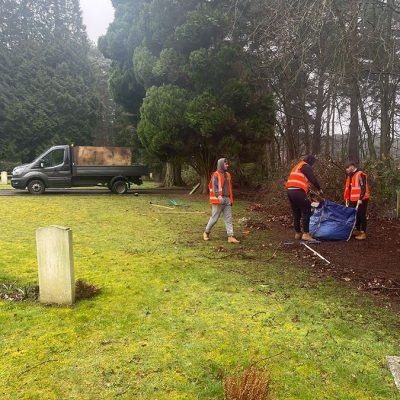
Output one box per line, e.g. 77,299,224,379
347,202,360,241
301,242,331,265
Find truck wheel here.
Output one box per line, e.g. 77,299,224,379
111,180,128,194
28,179,46,195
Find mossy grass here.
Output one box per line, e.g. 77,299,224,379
0,184,12,189
0,194,399,399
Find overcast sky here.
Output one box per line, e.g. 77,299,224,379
80,0,114,43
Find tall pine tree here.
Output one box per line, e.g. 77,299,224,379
0,0,100,164
100,0,275,189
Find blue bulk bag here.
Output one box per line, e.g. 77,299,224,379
309,200,357,241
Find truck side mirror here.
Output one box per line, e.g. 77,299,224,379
39,160,44,168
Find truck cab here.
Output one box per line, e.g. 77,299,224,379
12,145,71,194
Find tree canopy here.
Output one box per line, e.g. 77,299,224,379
100,0,275,188
3,0,400,177
0,0,101,163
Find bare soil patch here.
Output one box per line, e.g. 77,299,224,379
248,188,400,303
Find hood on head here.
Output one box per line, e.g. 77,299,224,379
303,155,316,166
344,160,356,169
217,158,227,172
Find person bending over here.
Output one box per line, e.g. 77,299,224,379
285,155,322,241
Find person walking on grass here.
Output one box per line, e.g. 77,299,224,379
285,155,323,241
203,158,240,243
344,161,370,240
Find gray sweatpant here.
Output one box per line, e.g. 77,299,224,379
205,201,234,237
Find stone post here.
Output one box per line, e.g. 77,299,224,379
36,226,75,305
0,171,7,185
387,356,400,391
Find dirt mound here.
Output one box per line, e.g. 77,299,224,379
75,279,101,300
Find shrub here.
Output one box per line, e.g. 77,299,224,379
224,365,272,400
181,164,200,186
0,160,19,173
257,156,400,217
363,157,400,212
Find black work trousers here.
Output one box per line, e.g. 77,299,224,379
350,199,369,232
287,189,312,233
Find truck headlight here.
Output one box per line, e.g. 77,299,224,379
12,167,23,176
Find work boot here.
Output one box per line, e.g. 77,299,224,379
301,232,316,241
203,232,210,241
352,229,362,237
355,231,367,240
295,232,303,240
228,236,240,244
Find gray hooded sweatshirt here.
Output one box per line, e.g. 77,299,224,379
212,158,231,201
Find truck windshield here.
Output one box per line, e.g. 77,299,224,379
42,149,65,168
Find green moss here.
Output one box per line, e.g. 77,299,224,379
0,195,399,399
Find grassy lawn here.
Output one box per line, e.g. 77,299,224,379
0,184,12,189
0,194,399,399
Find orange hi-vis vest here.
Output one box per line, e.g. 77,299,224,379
344,170,370,201
285,161,311,193
209,171,234,205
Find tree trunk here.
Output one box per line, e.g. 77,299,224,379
379,0,394,159
358,88,377,160
312,72,325,154
278,82,298,161
163,162,185,187
348,4,360,163
331,92,337,156
302,104,311,154
173,163,185,186
349,77,359,163
324,89,331,155
199,173,210,195
198,157,215,194
263,141,277,179
380,76,391,159
286,120,297,160
191,148,215,194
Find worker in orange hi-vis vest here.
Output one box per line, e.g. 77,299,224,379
285,155,323,241
203,158,240,244
344,161,370,240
